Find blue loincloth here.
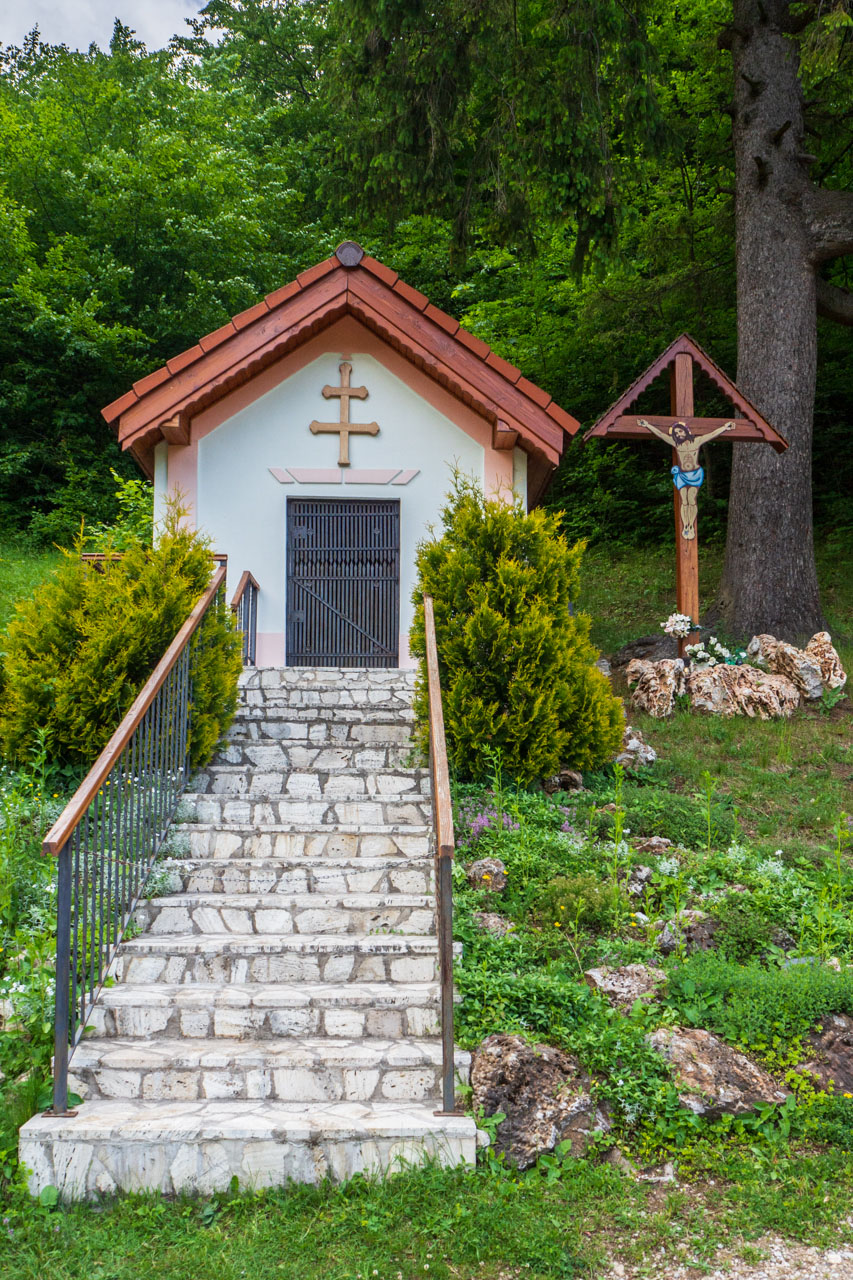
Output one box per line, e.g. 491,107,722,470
671,466,704,491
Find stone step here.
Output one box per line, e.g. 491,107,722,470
86,982,442,1040
211,741,414,771
187,764,430,801
67,1037,469,1104
20,1099,477,1199
176,795,432,828
165,824,432,861
240,666,416,689
134,893,435,937
241,686,414,712
231,706,415,738
146,855,434,896
112,933,450,986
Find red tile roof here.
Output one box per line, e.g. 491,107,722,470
103,242,580,476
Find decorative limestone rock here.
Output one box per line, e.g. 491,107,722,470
615,725,657,769
626,659,686,719
802,1013,853,1093
543,768,585,795
648,1027,788,1118
748,631,846,699
746,633,779,668
687,664,801,719
769,640,824,700
472,911,515,937
657,909,717,956
470,1034,609,1169
584,964,666,1010
804,632,847,691
631,836,672,856
466,857,508,893
624,864,654,897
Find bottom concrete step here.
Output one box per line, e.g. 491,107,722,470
19,1099,478,1199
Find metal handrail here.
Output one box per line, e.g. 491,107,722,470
231,570,260,666
423,594,458,1114
46,563,228,1114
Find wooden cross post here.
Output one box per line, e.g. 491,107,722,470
671,352,699,655
310,360,379,466
582,334,788,659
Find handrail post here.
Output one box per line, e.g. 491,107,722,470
52,842,73,1115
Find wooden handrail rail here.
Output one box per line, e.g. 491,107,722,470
43,564,228,855
423,594,457,1114
423,595,454,859
230,569,260,611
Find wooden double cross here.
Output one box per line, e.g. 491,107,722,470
310,361,379,466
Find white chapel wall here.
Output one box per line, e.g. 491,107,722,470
186,339,493,667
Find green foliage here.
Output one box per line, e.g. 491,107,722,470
713,899,776,963
536,873,629,934
84,470,154,551
410,475,624,784
596,784,737,850
0,511,241,769
665,953,853,1052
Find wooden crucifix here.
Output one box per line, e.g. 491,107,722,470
584,335,788,652
310,360,379,466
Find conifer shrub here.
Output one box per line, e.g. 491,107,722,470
410,474,623,784
0,511,241,770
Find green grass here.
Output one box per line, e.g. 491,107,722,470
3,1148,853,1280
0,541,62,638
579,535,853,861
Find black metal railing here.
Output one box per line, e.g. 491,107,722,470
231,571,259,665
423,595,458,1114
44,563,229,1114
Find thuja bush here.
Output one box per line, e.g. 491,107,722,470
0,511,241,769
410,475,623,783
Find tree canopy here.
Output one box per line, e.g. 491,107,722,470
0,2,849,632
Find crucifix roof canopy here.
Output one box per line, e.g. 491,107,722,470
103,241,579,478
583,333,788,452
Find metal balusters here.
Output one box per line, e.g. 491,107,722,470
231,572,260,666
46,566,229,1115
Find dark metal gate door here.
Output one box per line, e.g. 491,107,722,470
286,499,400,667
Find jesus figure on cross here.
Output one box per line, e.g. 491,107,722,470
638,418,735,540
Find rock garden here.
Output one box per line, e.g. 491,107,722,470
454,748,853,1179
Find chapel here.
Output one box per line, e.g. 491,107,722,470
103,241,578,667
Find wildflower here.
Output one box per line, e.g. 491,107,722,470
554,921,562,928
844,1093,852,1099
560,905,565,911
482,873,491,881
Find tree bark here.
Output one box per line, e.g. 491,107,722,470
717,0,840,641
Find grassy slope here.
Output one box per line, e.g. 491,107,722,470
580,537,853,861
0,542,63,639
2,538,853,1277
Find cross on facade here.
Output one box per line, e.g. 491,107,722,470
584,335,788,654
310,360,379,466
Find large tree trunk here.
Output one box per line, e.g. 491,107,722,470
718,0,823,640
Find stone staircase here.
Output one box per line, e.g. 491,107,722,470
20,668,476,1198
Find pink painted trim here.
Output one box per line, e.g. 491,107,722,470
255,633,285,666
391,469,419,486
269,467,294,484
343,469,401,484
485,449,514,500
167,440,198,527
287,468,342,484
